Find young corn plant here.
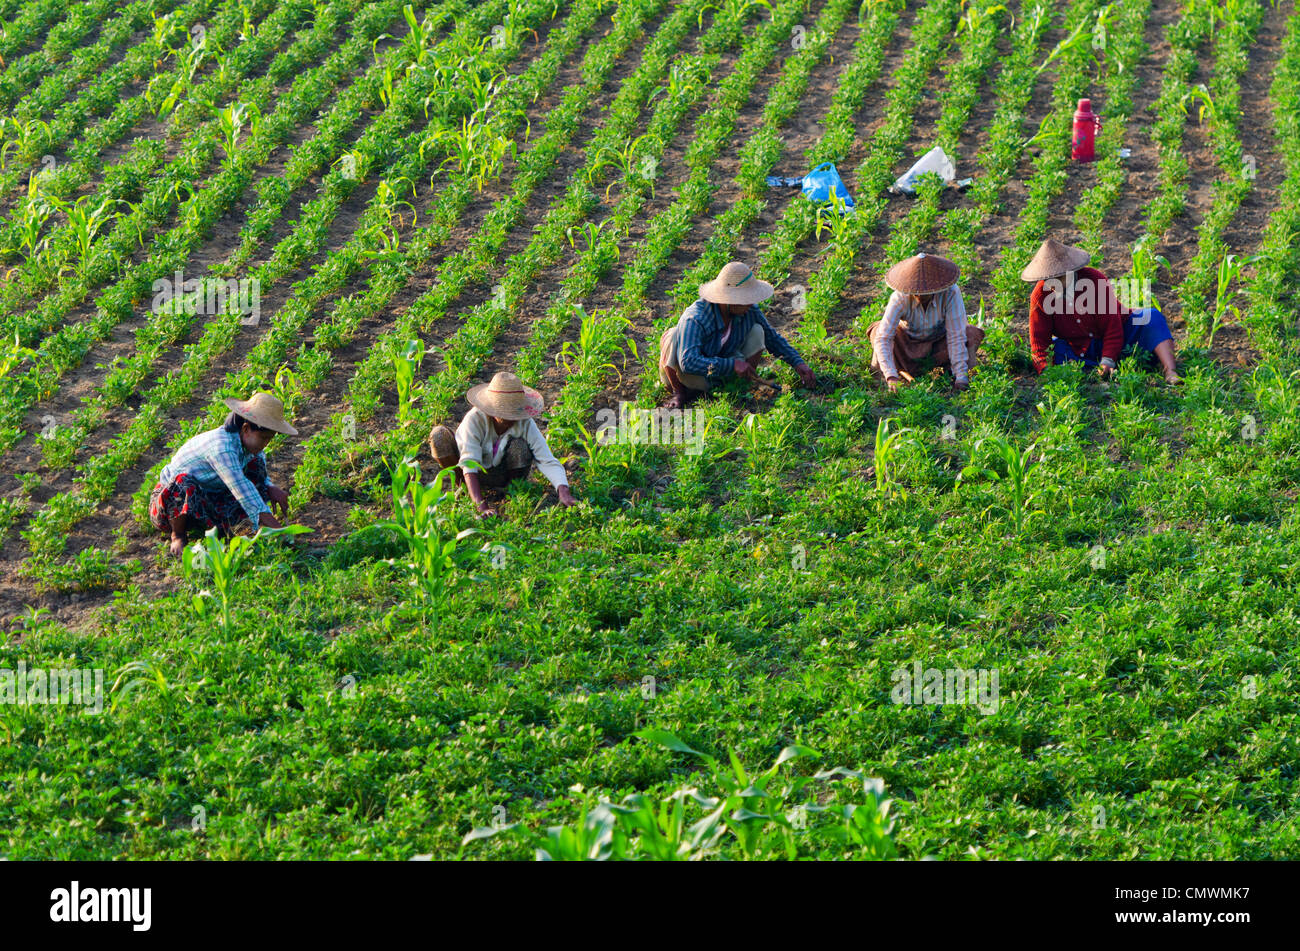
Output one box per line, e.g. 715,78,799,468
736,412,794,471
369,457,478,629
553,304,629,379
1203,253,1258,346
958,435,1043,532
183,524,312,630
392,338,425,425
463,730,899,860
0,332,36,379
587,133,662,200
873,417,916,500
814,190,857,259
46,195,123,272
1126,237,1171,311
217,102,259,166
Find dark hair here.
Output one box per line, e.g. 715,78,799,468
223,412,270,435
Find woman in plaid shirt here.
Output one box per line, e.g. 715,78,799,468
148,392,296,557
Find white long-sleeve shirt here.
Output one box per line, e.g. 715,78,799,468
876,286,971,382
455,406,568,487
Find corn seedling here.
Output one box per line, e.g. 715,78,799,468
217,102,258,166
1127,237,1171,310
556,306,629,380
392,338,425,425
587,133,662,200
183,524,312,630
0,332,36,379
814,190,857,258
1203,252,1258,346
1179,84,1219,126
698,0,772,29
958,435,1043,531
873,417,915,499
370,457,478,628
46,195,123,270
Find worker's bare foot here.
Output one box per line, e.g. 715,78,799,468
1164,370,1184,385
168,536,187,558
663,388,699,409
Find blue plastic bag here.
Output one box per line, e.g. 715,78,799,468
801,162,855,210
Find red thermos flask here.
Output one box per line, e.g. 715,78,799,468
1072,98,1101,162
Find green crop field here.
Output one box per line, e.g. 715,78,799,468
0,0,1297,860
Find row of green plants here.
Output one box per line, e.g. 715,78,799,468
0,0,293,314
130,0,602,520
0,0,68,66
18,0,538,502
281,0,695,502
627,0,906,409
1072,0,1153,261
13,0,566,578
1172,0,1265,346
510,0,808,387
843,0,1011,342
791,0,964,341
12,0,410,570
1239,1,1300,360
549,0,866,436
1110,1,1212,305
984,0,1111,325
0,0,377,456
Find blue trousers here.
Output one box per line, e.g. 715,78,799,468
1053,307,1173,368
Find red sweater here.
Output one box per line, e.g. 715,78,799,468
1028,266,1128,373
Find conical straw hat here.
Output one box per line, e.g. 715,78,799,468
884,252,960,294
699,261,774,306
1020,238,1090,282
467,371,545,420
223,392,298,435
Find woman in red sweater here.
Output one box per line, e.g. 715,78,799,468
1021,238,1181,384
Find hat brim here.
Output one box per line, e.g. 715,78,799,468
699,276,774,306
1020,244,1091,282
884,256,960,295
223,398,298,435
466,383,545,420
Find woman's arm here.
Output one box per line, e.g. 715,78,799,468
1027,282,1053,373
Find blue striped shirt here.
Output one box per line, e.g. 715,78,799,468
157,427,274,528
672,298,805,383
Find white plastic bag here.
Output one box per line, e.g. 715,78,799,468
891,146,957,195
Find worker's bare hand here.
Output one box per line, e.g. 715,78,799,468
795,363,815,387
886,376,902,393
267,485,290,519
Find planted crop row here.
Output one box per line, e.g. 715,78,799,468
549,0,866,434
0,0,92,90
280,0,700,502
985,0,1110,325
13,0,569,569
846,1,1010,340
1173,0,1265,343
0,0,240,221
27,0,520,474
0,0,378,455
1113,2,1212,282
791,0,963,339
1241,8,1300,358
1072,0,1154,261
937,0,1053,290
0,0,299,314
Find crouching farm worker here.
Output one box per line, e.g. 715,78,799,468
658,260,816,409
428,371,577,519
149,392,295,558
1023,238,1182,384
868,252,983,393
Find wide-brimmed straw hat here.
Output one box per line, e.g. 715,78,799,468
884,252,960,295
699,261,774,306
1020,238,1090,282
223,391,298,435
467,371,544,420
